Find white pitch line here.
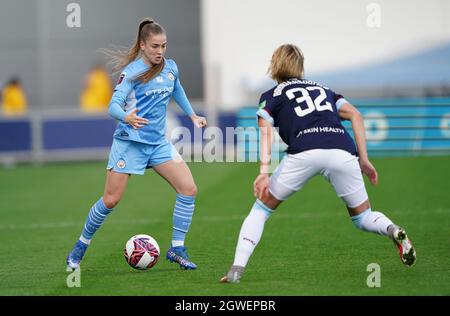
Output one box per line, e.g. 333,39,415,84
0,209,447,231
0,214,296,230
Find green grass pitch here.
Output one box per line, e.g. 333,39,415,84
0,156,449,295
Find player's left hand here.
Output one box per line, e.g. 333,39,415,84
191,115,207,128
359,158,378,186
253,173,270,199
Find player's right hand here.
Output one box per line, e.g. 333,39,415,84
125,108,149,129
359,158,378,186
253,173,270,199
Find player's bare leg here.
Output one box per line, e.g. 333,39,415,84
153,159,198,269
102,170,130,208
153,159,197,196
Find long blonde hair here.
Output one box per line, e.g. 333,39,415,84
102,17,166,83
268,44,305,83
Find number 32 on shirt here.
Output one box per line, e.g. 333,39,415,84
286,87,333,117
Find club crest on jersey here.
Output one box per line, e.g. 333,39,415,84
167,72,175,81
117,73,126,85
156,75,163,83
116,159,126,169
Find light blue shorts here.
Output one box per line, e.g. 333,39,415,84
107,138,182,175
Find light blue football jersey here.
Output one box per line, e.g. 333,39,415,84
109,58,194,145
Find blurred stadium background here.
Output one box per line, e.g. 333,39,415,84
0,0,449,296
1,0,450,163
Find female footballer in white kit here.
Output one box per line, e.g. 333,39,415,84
221,44,416,283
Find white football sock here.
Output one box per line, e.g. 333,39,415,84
352,208,394,236
232,200,272,267
172,240,184,247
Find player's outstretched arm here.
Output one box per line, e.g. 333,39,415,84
338,103,378,186
172,74,207,128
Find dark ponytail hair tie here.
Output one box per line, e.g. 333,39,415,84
140,18,154,30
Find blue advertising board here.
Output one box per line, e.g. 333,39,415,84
237,98,450,156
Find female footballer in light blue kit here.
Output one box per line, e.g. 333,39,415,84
67,18,206,270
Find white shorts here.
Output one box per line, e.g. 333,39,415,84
269,149,368,208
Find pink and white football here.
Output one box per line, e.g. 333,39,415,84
124,234,160,270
